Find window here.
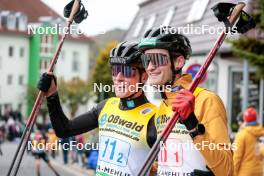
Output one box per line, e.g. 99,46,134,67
7,14,16,30
1,12,8,28
1,15,7,28
18,15,27,31
144,14,157,32
18,75,24,85
40,60,50,70
133,19,144,37
20,47,24,57
163,7,176,26
9,46,14,57
72,52,79,72
0,56,2,69
4,104,12,111
40,34,53,56
18,103,22,110
0,14,2,29
186,0,210,23
15,15,19,29
7,75,13,85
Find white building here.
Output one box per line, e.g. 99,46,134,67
0,11,29,115
0,0,93,117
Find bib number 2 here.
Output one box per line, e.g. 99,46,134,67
99,135,131,167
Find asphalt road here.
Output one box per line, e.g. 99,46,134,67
0,141,95,176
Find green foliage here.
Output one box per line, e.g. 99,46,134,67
260,0,264,29
59,78,89,118
88,41,117,102
231,38,264,78
26,85,48,121
230,0,264,78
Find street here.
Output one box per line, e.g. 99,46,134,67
0,142,95,176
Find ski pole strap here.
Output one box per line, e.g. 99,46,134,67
211,2,256,34
211,3,236,29
236,11,256,33
64,0,88,23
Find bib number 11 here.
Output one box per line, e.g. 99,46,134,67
99,136,131,167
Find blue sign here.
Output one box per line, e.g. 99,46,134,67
186,64,207,84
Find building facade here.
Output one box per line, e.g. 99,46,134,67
0,0,92,117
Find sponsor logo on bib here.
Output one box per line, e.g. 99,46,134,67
99,113,108,126
140,108,152,115
107,114,144,132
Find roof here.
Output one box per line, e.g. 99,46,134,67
139,0,158,7
124,0,257,55
0,0,61,23
0,28,29,37
0,0,93,42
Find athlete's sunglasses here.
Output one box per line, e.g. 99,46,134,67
141,53,170,68
111,65,137,78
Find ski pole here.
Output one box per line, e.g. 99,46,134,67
138,2,247,175
7,1,81,175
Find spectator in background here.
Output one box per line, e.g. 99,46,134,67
233,107,264,176
2,107,12,122
31,131,60,176
7,116,16,141
87,150,98,170
13,106,23,123
60,137,70,165
47,128,58,159
0,109,3,121
75,134,86,167
0,122,4,156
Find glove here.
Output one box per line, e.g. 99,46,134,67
172,89,198,130
37,73,57,96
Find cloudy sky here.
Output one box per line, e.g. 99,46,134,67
42,0,143,36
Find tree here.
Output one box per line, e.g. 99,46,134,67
59,78,90,118
230,0,264,78
88,41,117,102
26,85,48,126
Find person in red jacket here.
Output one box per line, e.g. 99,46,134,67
233,107,264,176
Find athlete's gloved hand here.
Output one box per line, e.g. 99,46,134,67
172,89,198,130
37,72,58,97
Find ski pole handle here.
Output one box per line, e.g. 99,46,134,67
229,2,245,25
68,0,81,23
188,2,246,92
48,0,80,73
